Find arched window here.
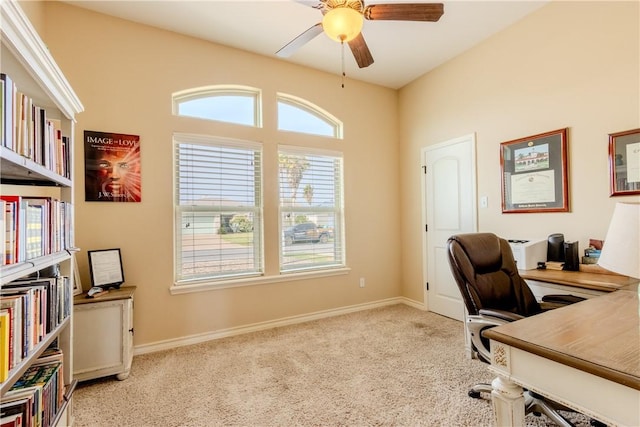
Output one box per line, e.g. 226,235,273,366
173,85,261,127
172,86,346,292
277,93,342,138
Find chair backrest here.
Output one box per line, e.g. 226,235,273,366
447,233,541,317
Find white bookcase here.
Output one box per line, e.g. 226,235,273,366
0,1,83,426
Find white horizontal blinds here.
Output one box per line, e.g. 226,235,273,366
175,135,263,282
279,146,345,273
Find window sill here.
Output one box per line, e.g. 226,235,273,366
170,267,351,295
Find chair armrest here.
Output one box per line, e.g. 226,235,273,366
478,308,525,323
541,294,586,305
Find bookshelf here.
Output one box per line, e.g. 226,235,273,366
1,1,83,426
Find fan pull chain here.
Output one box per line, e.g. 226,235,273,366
341,39,346,88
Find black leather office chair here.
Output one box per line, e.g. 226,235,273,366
447,232,585,427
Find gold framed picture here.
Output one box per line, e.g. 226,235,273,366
608,128,640,196
500,128,569,213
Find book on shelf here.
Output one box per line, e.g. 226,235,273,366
0,411,24,427
15,92,31,159
0,393,33,427
1,196,73,265
0,79,4,150
32,347,64,410
22,197,52,260
3,381,42,427
0,73,14,150
0,308,13,376
47,118,62,177
0,275,70,363
0,290,30,360
0,311,9,383
4,354,63,427
0,196,24,265
24,203,43,261
0,73,70,177
0,296,22,371
12,279,48,337
3,200,15,265
0,285,40,353
1,199,6,266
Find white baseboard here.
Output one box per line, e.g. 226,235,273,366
401,297,426,310
134,297,424,356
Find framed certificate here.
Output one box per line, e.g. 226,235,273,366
500,128,569,213
608,128,640,196
88,248,125,289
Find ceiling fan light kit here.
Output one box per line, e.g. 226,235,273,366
322,7,364,42
277,1,444,69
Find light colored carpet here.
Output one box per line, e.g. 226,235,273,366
73,304,591,426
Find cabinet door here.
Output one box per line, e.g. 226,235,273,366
73,300,127,381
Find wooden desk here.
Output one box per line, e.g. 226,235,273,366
520,268,637,293
484,283,640,426
463,269,632,359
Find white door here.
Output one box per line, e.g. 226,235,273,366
422,134,477,321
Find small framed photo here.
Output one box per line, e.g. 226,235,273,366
88,248,125,289
73,257,83,295
500,128,569,213
608,128,640,196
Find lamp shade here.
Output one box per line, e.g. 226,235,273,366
322,7,363,42
597,202,640,279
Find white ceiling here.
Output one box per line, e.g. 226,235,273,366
62,0,548,89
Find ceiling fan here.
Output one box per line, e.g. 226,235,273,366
276,1,444,69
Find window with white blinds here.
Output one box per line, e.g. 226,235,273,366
279,146,345,273
174,134,263,283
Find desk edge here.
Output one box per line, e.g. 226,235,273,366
485,329,640,391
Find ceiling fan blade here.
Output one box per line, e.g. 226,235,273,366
276,23,324,57
348,33,374,68
293,0,325,10
364,3,444,22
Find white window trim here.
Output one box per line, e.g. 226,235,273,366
169,267,351,295
277,92,343,139
174,132,263,151
170,88,349,294
173,84,263,127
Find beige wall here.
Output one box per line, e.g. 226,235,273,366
18,1,45,35
26,1,639,346
39,2,401,347
399,1,640,302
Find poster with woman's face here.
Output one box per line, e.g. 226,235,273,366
84,130,141,202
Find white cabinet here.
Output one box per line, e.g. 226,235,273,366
73,287,135,381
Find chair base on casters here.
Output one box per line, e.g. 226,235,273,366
527,391,573,427
468,385,575,427
468,383,492,399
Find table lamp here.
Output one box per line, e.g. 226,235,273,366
597,202,640,279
